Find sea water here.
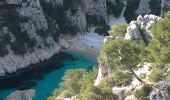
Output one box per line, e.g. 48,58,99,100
0,52,97,100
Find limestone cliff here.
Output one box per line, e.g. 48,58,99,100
0,0,170,76
0,0,109,76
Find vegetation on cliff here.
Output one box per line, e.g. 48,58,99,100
49,11,170,100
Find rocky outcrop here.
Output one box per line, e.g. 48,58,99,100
6,89,35,100
161,0,170,15
149,82,170,100
124,14,162,41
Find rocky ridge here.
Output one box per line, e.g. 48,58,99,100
94,14,170,100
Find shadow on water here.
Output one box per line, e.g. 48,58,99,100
0,52,76,90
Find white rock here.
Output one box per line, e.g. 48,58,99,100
124,14,162,41
125,23,140,40
94,64,105,86
0,43,61,76
103,36,113,43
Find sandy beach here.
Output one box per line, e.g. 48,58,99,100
62,1,127,63
63,28,104,63
63,16,127,63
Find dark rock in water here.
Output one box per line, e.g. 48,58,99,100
6,89,35,100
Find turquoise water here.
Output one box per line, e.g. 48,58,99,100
0,52,97,100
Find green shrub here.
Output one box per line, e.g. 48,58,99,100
148,69,163,82
47,96,56,100
99,76,115,88
112,70,132,86
166,71,170,81
86,14,106,27
99,70,132,87
61,90,74,98
134,84,152,100
95,25,110,36
108,23,128,37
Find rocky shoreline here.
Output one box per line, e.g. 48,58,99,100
0,43,61,76
0,52,75,89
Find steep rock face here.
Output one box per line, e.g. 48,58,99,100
0,0,110,76
136,0,151,15
82,0,108,22
136,0,163,15
161,0,170,15
66,7,87,32
17,0,48,30
124,0,169,22
0,0,61,76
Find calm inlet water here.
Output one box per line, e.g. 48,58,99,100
0,52,97,100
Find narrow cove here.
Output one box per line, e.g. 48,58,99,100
0,51,98,100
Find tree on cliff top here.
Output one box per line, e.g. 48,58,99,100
148,11,170,66
98,39,143,82
108,23,128,38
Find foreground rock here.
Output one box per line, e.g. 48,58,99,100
149,82,170,100
6,89,35,100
